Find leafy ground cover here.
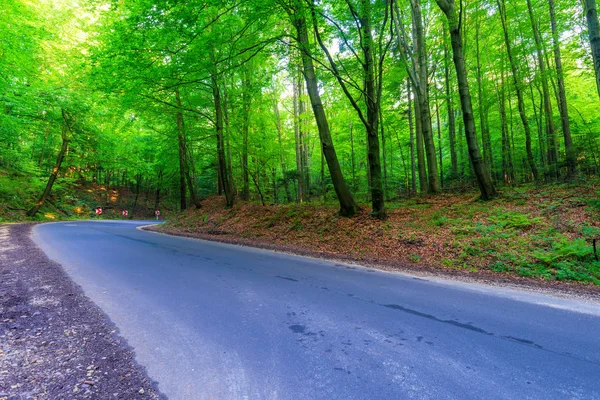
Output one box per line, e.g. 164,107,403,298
158,183,600,286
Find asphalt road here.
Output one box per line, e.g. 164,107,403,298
32,221,600,400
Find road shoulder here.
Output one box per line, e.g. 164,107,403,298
0,223,164,399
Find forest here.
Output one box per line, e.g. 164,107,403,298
2,0,600,281
2,0,599,216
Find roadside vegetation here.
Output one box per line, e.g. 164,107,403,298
158,183,600,286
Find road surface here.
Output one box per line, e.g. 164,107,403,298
33,221,600,400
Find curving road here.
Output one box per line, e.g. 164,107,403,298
33,221,600,400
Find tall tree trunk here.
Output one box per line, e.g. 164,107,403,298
350,119,357,191
436,0,496,199
241,68,251,201
274,98,292,202
223,76,234,194
174,89,187,211
526,0,558,179
549,0,576,178
379,106,388,200
474,7,492,175
175,88,201,208
411,0,440,194
292,67,305,202
585,0,600,98
27,110,70,217
154,169,162,211
444,40,458,180
290,7,356,217
497,0,539,182
435,99,444,188
407,79,417,195
211,70,234,208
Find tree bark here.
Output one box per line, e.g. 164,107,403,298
407,79,417,195
175,88,201,208
436,0,496,199
585,0,600,98
497,0,539,182
211,69,234,208
292,67,305,202
27,109,70,217
444,40,458,180
290,5,357,217
175,89,187,211
274,98,292,202
241,67,251,201
549,0,576,178
526,0,558,179
411,0,440,194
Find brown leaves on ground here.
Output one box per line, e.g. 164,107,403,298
156,184,600,289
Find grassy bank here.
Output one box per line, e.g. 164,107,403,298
158,183,600,286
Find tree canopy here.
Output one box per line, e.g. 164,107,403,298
2,0,600,218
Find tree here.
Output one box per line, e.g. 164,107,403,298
283,0,357,217
435,0,496,199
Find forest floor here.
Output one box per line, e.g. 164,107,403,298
0,169,164,222
152,183,600,293
0,223,164,400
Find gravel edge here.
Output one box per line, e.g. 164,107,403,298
0,223,166,400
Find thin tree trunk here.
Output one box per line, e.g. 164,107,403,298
292,67,305,202
154,169,162,211
174,89,187,211
497,0,539,182
379,105,388,200
211,69,234,208
549,0,576,178
175,88,201,208
412,0,440,194
475,7,492,174
526,0,558,179
407,79,417,195
241,67,251,201
274,98,292,202
444,39,458,180
436,99,444,188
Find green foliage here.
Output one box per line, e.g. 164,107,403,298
488,212,542,230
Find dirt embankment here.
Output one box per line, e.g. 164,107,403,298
150,189,600,298
0,223,164,400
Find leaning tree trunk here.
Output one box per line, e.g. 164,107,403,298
585,0,600,98
436,0,496,200
291,9,357,217
27,110,70,217
549,0,576,178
